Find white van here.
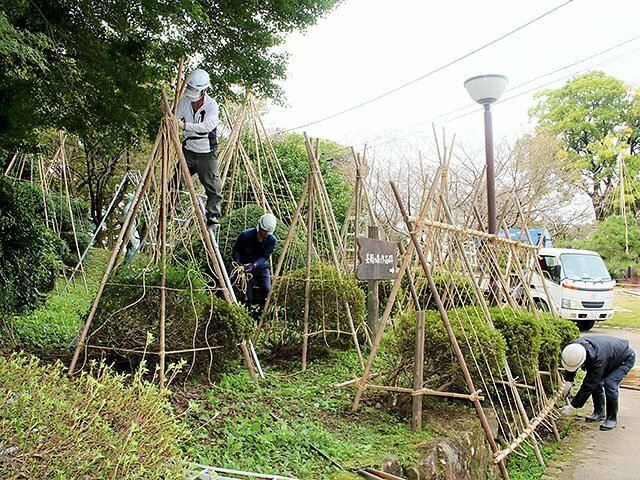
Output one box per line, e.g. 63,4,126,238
530,248,615,331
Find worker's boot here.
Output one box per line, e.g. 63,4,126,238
599,398,618,431
585,389,605,422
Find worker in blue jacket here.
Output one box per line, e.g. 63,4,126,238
232,214,277,312
560,335,636,430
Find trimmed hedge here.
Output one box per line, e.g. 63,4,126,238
0,177,62,322
89,263,254,373
0,354,187,479
391,307,507,394
266,263,366,353
390,306,579,397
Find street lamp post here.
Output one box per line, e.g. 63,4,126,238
464,74,508,305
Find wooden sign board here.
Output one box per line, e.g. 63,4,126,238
355,237,398,280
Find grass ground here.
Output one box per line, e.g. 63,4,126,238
178,349,434,479
7,247,571,479
608,290,640,329
11,249,108,348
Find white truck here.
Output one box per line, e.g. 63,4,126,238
529,248,615,331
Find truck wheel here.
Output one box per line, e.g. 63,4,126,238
534,299,549,312
577,320,595,331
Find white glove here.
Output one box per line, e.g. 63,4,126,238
559,404,575,416
176,118,185,130
562,381,574,400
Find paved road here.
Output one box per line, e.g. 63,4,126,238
551,326,640,480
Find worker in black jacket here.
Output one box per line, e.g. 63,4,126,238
231,214,277,313
560,335,636,430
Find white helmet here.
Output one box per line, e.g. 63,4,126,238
258,213,277,234
561,343,587,372
184,69,211,101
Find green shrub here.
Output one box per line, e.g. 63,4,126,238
491,307,578,385
89,262,254,373
266,262,366,353
0,177,62,322
391,307,507,394
491,307,542,384
537,314,579,373
0,354,187,479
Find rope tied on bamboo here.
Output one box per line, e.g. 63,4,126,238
230,262,252,296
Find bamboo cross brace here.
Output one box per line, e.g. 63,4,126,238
494,387,563,464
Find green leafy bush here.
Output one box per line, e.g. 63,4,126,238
0,176,62,322
491,307,542,384
0,354,187,479
266,263,366,353
390,307,507,394
89,262,254,373
536,314,579,373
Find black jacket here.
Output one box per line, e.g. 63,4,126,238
565,335,630,407
231,228,277,274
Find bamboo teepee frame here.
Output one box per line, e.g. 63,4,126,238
68,63,241,385
255,133,363,371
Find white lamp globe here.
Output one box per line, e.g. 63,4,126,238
464,74,508,105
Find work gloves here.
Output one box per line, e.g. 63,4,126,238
175,118,185,131
562,381,574,400
244,263,255,273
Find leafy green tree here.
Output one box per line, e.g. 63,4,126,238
272,133,352,224
529,71,639,220
572,215,640,278
0,0,341,226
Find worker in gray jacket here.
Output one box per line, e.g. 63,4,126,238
176,68,222,227
560,335,636,430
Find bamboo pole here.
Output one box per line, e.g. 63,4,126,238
494,388,563,464
254,180,309,342
240,341,258,383
158,122,170,387
68,128,162,375
59,132,88,292
411,310,425,432
391,181,510,480
302,168,315,371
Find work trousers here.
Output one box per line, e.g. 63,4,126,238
182,147,222,222
599,348,636,401
246,269,271,309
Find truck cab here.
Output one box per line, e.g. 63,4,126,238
530,248,614,330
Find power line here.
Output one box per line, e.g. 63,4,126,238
348,34,640,152
284,0,575,132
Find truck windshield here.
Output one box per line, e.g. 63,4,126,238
560,253,611,281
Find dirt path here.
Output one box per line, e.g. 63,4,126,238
547,326,640,480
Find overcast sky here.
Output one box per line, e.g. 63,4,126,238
263,0,640,160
